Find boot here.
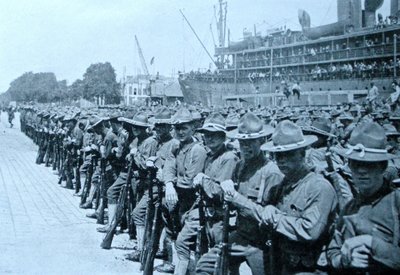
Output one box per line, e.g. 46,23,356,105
174,259,189,275
64,178,73,189
125,226,145,262
79,201,92,209
155,262,175,274
97,204,117,233
86,185,98,204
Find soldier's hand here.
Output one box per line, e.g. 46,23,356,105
262,205,280,225
111,147,119,154
193,173,207,187
130,147,138,155
349,245,370,268
125,153,133,162
220,179,235,195
165,182,178,207
90,144,98,151
341,235,372,268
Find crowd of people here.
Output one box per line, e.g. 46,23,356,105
15,81,400,274
182,58,400,86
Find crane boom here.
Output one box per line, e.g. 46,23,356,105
134,35,150,78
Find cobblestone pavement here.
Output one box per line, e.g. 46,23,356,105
0,112,154,275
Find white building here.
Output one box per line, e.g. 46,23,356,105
122,75,150,105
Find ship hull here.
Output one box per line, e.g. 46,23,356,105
179,76,393,106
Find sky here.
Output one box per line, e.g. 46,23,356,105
0,0,391,93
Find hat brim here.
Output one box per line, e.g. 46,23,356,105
332,147,399,162
172,119,195,125
87,117,108,131
197,126,226,133
261,135,318,152
227,125,274,140
302,126,336,138
153,118,173,125
119,117,150,127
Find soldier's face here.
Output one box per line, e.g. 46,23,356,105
154,124,171,138
131,125,145,137
203,131,225,152
274,149,304,176
349,159,386,198
175,123,195,143
239,138,263,161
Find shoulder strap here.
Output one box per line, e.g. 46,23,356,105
257,161,272,204
392,190,399,246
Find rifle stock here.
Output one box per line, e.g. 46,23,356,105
195,186,208,264
97,158,107,224
213,201,230,275
101,160,135,249
142,166,163,275
140,167,157,270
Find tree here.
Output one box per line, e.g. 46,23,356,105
82,62,121,104
68,79,84,100
5,72,61,103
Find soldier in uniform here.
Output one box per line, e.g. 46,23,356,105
258,120,338,274
173,113,239,275
327,122,400,274
196,112,283,275
120,112,159,260
161,108,208,273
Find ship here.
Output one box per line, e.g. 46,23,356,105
178,0,400,107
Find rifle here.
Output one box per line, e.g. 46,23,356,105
74,148,83,194
140,167,156,270
195,185,209,264
97,158,107,224
213,201,230,275
325,152,353,211
80,156,94,206
101,159,135,249
142,165,164,275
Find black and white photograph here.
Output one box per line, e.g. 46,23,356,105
1,0,400,274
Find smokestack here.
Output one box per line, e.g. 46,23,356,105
364,0,384,27
338,0,362,29
391,0,400,16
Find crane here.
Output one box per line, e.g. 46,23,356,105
134,35,150,79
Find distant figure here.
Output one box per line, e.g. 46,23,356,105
367,82,379,109
8,106,15,128
281,80,290,99
292,81,301,100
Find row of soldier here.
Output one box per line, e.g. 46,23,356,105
19,101,400,274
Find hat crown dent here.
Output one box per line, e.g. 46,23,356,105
312,117,332,133
238,112,263,134
349,122,387,150
131,112,149,125
154,107,172,120
172,108,194,124
204,113,225,128
272,120,304,146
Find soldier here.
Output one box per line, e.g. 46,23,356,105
173,113,239,275
85,116,118,219
235,120,337,274
327,122,400,274
196,112,283,275
161,108,208,272
121,112,159,260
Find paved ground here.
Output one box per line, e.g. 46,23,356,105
0,112,149,275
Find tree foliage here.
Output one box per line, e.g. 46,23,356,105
1,62,121,104
82,62,121,104
5,72,61,103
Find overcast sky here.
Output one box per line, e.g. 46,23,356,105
0,0,391,93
